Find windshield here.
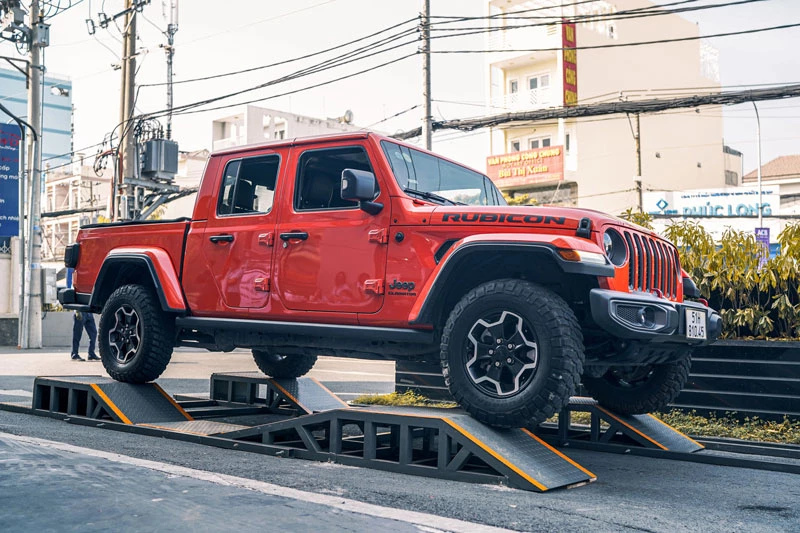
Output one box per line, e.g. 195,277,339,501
381,140,506,206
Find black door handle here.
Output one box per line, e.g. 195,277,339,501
280,232,309,241
209,234,234,243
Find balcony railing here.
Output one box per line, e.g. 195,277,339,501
213,136,245,151
486,24,560,62
492,87,554,111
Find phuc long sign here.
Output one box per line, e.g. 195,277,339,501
645,187,778,218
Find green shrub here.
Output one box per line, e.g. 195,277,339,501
663,221,800,339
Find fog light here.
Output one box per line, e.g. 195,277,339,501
637,307,655,327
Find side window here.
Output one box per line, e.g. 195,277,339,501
381,141,415,189
295,146,375,211
217,154,280,216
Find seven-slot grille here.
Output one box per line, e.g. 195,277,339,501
622,230,680,298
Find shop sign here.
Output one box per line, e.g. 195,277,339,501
562,21,577,106
0,124,21,238
486,147,564,188
644,187,779,218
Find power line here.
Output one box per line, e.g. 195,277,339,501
428,0,766,38
394,83,800,140
167,52,417,118
142,25,421,117
431,22,800,54
140,16,419,88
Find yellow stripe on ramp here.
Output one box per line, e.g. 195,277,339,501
443,418,548,492
596,406,668,450
521,428,597,480
646,414,704,449
153,383,194,421
90,384,132,425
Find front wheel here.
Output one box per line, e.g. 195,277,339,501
253,349,317,378
440,279,584,428
581,356,691,414
99,284,175,383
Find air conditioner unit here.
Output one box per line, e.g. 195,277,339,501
141,139,178,181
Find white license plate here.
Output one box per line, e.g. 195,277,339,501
685,309,707,340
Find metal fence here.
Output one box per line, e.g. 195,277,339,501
396,340,800,421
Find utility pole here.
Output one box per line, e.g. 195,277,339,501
634,113,643,212
163,0,178,140
117,0,138,220
421,0,432,150
22,0,46,348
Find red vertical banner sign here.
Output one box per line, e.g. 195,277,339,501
562,21,577,106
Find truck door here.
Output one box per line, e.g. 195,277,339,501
199,152,282,310
274,143,390,314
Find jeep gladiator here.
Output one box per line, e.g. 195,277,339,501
59,132,721,428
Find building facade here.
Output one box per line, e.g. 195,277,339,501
211,105,362,152
644,155,800,250
485,0,727,214
0,67,73,167
40,155,111,266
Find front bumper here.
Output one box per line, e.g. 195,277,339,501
589,288,722,345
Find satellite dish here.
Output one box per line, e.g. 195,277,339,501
342,110,353,124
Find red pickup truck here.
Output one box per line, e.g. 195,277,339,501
59,132,720,428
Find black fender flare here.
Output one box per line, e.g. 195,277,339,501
410,241,613,325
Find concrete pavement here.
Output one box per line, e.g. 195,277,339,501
2,347,799,531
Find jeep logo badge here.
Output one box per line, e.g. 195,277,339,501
389,279,415,291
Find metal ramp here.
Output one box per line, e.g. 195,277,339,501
31,376,246,436
209,372,349,414
543,396,704,453
20,373,596,492
218,405,595,492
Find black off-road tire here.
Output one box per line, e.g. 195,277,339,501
440,279,584,428
253,349,318,378
99,284,175,383
581,356,691,414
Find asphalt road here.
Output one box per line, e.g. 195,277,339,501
1,348,799,532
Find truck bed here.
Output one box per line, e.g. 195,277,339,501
73,219,191,295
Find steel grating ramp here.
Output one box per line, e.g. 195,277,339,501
210,372,349,414
31,376,244,436
550,396,704,453
217,404,595,492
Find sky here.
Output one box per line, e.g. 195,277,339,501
2,0,799,175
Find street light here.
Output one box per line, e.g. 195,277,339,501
753,101,763,228
50,86,69,97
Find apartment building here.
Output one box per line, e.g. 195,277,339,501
211,105,362,152
485,0,728,214
40,156,111,265
0,67,73,167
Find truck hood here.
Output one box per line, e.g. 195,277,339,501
430,205,653,235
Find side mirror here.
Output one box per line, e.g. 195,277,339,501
341,168,383,215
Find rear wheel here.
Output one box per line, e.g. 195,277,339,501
440,279,584,428
581,356,690,414
99,284,174,383
253,349,317,378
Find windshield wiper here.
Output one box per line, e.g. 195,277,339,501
404,187,465,206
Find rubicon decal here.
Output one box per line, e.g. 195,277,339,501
441,213,567,225
388,279,416,296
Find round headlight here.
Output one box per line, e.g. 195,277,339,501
603,232,613,256
603,229,628,267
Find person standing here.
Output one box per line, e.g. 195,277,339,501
66,267,99,362
71,310,99,361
